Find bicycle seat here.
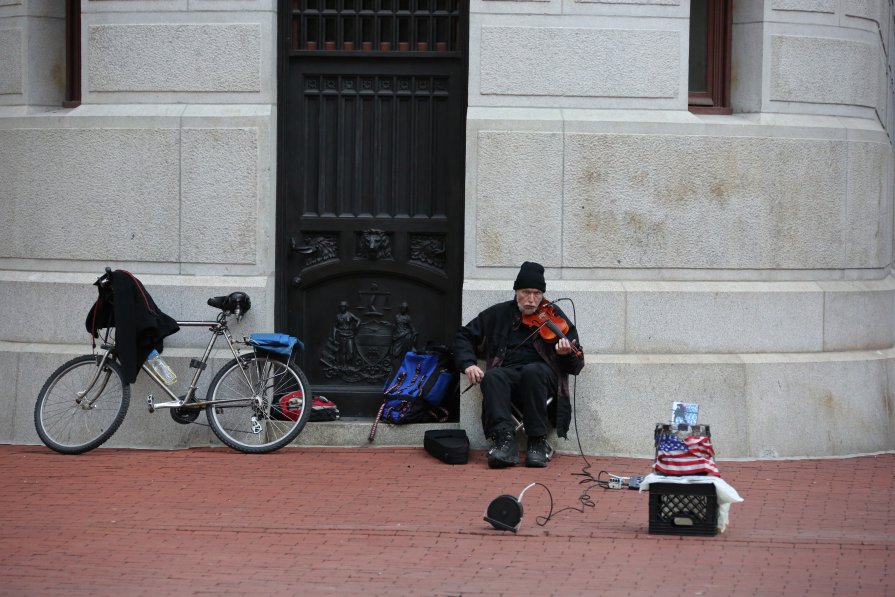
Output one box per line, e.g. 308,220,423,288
208,292,251,315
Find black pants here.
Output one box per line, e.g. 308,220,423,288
480,361,557,438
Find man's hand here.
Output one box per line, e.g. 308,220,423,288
464,364,484,386
555,338,579,356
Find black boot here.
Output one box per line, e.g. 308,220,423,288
487,430,519,468
525,435,549,468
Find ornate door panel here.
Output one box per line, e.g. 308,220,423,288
279,1,467,417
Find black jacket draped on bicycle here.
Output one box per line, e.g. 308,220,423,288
84,270,180,383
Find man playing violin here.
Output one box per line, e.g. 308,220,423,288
453,261,585,468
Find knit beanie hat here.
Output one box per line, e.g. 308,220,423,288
513,261,546,292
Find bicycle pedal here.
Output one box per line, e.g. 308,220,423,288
147,395,155,413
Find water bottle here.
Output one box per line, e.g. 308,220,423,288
147,349,177,385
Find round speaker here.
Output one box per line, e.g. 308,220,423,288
484,494,523,532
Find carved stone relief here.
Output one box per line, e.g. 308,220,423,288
356,229,393,260
319,282,418,384
409,235,446,269
303,234,339,267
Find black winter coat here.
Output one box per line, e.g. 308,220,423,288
85,270,180,384
452,299,585,438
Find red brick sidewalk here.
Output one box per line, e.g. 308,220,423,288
0,445,891,596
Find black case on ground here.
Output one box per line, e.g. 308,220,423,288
424,429,469,464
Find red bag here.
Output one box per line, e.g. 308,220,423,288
279,392,340,422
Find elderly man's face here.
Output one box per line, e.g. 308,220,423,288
515,288,543,315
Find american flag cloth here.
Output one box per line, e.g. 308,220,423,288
654,434,720,476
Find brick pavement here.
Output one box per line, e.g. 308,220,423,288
0,444,892,596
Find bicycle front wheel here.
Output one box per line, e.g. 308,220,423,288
205,355,312,454
34,354,130,454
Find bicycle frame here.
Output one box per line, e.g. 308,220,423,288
142,316,240,412
79,313,262,414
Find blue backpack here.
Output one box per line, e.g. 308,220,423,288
368,347,458,440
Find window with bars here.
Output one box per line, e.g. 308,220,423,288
290,0,461,53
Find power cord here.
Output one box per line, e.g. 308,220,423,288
526,297,642,527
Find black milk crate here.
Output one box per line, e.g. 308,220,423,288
648,482,718,536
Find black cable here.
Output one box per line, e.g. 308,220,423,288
532,377,607,526
524,297,621,526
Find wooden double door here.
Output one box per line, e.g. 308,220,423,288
278,1,468,417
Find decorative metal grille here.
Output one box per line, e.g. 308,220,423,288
300,74,451,218
290,0,461,53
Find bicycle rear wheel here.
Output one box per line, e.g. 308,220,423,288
205,354,311,454
34,354,130,454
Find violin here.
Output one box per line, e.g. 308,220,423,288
521,300,583,357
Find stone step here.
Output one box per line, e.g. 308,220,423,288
293,419,463,448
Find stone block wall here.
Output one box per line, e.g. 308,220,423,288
461,0,895,458
2,0,894,458
0,1,278,450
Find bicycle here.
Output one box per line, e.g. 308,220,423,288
34,268,312,455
